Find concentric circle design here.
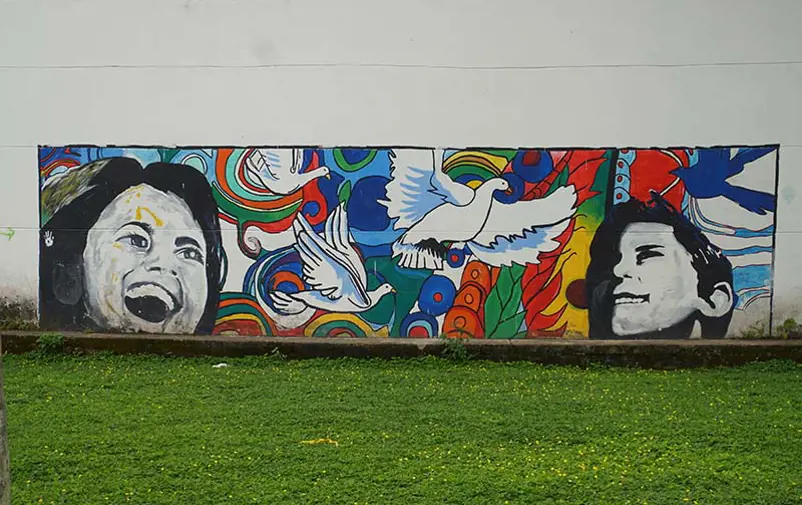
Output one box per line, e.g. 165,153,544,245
400,312,439,338
418,275,457,316
446,246,466,268
512,149,552,183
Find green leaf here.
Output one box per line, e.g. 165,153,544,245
491,312,527,339
590,150,615,194
483,267,510,335
338,180,352,204
484,293,502,337
500,264,525,322
484,265,525,338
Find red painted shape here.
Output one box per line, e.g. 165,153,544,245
525,271,564,323
530,304,568,331
565,278,588,309
522,150,541,166
408,326,430,338
627,150,685,209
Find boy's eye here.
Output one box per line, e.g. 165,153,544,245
178,248,203,264
635,249,664,265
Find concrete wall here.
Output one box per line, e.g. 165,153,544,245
1,0,801,338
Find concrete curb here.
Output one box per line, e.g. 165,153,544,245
3,331,802,369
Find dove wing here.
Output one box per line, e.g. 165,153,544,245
324,203,368,287
468,185,577,267
379,149,474,230
295,213,371,308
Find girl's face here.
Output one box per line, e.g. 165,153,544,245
82,184,208,333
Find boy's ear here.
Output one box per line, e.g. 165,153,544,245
52,261,84,306
698,282,734,318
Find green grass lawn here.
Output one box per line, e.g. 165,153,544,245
3,352,802,504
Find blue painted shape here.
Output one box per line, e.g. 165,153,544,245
512,149,552,183
347,176,392,231
418,275,456,316
493,173,525,204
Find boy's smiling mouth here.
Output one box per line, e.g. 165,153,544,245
613,292,650,305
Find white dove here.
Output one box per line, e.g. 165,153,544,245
379,148,578,269
270,203,396,314
244,148,331,195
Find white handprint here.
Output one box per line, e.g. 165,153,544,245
44,230,54,247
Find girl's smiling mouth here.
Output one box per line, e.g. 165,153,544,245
124,282,181,323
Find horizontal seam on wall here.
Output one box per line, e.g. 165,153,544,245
1,61,802,71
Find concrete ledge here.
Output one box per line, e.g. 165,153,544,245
3,331,802,369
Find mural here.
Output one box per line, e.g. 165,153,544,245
38,145,779,339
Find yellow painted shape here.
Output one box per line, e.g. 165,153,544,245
303,313,389,338
215,314,267,336
542,213,599,337
135,206,165,227
444,151,509,174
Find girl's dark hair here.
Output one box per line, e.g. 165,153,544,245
586,191,735,339
40,157,223,334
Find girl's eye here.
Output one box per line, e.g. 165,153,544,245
120,234,149,249
178,248,203,264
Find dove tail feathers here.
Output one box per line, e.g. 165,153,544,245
392,239,445,270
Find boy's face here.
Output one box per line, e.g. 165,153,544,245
82,184,208,334
610,222,705,336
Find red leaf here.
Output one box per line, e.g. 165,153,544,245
522,257,559,304
525,271,563,319
528,303,568,331
521,221,575,293
568,157,605,204
528,322,568,338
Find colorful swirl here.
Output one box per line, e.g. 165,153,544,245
211,149,331,256
39,147,82,180
244,248,306,313
214,293,275,336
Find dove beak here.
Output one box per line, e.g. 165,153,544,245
324,173,331,180
390,287,397,293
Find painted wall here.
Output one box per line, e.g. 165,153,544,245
2,0,802,338
37,146,777,338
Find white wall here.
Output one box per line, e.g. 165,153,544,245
1,0,801,331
